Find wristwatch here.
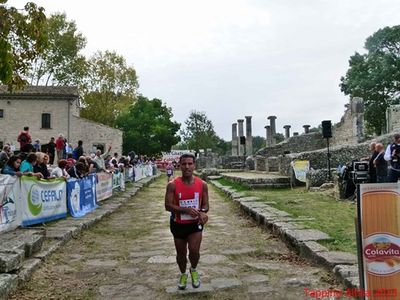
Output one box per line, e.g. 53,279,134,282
200,208,208,213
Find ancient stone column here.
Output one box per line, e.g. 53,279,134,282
351,97,365,142
231,123,238,156
267,116,277,146
237,119,244,156
265,125,272,147
293,132,299,136
245,116,253,155
303,125,310,134
283,125,291,139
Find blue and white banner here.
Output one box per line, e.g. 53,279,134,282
112,171,121,190
20,176,67,226
67,174,97,218
0,175,21,233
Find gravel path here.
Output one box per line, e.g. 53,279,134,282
10,176,341,299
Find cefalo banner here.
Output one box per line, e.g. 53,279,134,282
20,176,67,226
67,174,97,218
0,175,21,233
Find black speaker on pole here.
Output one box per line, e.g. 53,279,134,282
321,120,332,138
240,136,246,145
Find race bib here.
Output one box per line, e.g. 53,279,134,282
179,193,199,221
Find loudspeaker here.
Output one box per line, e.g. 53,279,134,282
240,136,246,145
321,120,332,138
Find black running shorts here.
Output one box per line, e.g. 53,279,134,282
170,219,203,239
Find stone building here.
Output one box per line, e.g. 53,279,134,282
0,86,122,155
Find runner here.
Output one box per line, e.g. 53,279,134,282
164,153,209,290
166,161,174,182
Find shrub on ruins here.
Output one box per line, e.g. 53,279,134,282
340,25,400,135
115,96,181,156
0,0,48,89
28,12,87,86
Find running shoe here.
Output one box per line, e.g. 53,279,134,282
178,273,188,290
190,268,201,288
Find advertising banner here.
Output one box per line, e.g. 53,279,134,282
67,174,97,218
0,175,21,233
291,160,310,183
20,176,67,226
357,183,400,298
134,166,145,182
125,167,134,182
112,171,121,190
96,172,113,201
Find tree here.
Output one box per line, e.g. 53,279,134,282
29,13,87,86
340,25,400,135
80,51,138,127
0,0,47,88
115,96,180,155
252,136,266,153
181,111,219,152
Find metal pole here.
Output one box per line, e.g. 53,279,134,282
327,138,331,181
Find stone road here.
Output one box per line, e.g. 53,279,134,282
10,176,341,299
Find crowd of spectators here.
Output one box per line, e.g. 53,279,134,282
0,126,158,180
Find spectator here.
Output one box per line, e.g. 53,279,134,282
86,155,100,173
17,126,32,151
93,145,112,172
46,137,56,165
33,152,51,179
73,140,84,159
0,145,12,169
361,141,378,183
20,153,43,178
64,139,73,159
33,139,41,152
1,156,23,176
55,134,65,163
68,162,86,179
66,153,76,169
374,143,387,183
51,159,69,179
384,133,400,182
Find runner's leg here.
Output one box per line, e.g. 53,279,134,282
187,231,202,268
174,238,188,273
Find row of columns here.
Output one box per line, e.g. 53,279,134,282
231,115,312,154
231,116,253,156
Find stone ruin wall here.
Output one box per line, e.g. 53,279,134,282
386,104,400,133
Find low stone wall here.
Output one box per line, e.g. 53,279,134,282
220,156,246,169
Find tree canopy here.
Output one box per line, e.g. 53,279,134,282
340,25,400,135
29,12,87,86
115,96,180,155
80,51,138,127
0,0,47,88
181,111,220,152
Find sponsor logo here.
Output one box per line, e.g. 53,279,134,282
28,184,42,216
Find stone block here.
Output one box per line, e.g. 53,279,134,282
0,274,18,300
0,249,24,272
333,264,359,280
45,227,79,241
284,229,333,244
298,241,329,262
165,284,214,294
210,278,241,289
33,240,64,260
17,258,42,285
315,251,357,268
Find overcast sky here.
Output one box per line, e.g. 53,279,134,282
8,0,400,140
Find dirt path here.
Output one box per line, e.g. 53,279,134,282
10,176,341,299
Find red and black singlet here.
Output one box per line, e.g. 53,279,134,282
172,176,203,224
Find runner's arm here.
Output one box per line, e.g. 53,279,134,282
164,182,199,217
200,182,209,212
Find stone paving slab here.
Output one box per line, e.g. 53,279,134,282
315,251,358,268
165,284,214,294
0,250,24,273
0,274,18,299
0,229,45,259
283,229,333,243
16,258,42,286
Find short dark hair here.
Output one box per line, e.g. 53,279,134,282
78,140,83,146
179,153,195,163
24,126,29,131
394,133,400,141
6,155,21,168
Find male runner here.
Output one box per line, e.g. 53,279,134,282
165,153,209,290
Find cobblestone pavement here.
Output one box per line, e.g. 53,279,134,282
10,176,341,299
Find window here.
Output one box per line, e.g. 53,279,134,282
41,113,51,129
0,109,3,118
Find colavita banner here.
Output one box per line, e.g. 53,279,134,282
67,174,97,218
357,183,400,298
0,175,21,233
291,160,310,183
96,172,113,201
20,176,67,226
